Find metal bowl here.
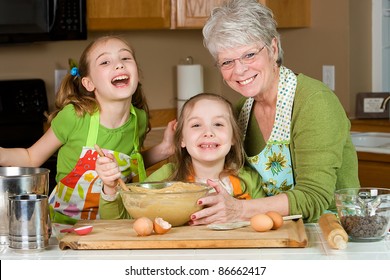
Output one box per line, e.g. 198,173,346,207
120,181,211,227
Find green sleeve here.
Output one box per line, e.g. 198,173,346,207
286,75,358,222
99,194,130,219
238,166,266,199
145,163,176,182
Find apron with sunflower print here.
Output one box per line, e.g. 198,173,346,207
49,106,146,224
238,66,297,196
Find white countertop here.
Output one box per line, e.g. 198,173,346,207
1,224,389,280
1,223,389,260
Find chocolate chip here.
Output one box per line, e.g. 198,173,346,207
340,215,389,239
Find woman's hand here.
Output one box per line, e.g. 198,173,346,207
95,152,121,195
190,179,245,225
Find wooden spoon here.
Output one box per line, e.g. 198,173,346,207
94,144,129,191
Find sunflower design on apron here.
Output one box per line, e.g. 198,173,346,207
238,66,297,196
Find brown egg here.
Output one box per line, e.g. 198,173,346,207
266,211,284,230
153,217,172,234
250,214,274,232
133,217,153,236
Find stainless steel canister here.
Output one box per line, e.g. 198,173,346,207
0,167,49,244
8,194,50,250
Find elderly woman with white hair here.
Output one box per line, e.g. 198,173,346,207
190,0,359,224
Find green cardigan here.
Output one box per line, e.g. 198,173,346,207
99,164,266,220
236,73,360,222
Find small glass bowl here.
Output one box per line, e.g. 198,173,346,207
335,187,390,242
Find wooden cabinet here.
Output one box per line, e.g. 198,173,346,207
87,0,310,31
356,152,390,189
87,0,171,30
172,0,311,29
172,0,225,28
350,119,390,189
350,119,390,133
266,0,311,28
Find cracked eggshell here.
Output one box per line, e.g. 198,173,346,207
153,217,172,234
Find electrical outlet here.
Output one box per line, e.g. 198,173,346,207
54,69,68,94
322,65,335,91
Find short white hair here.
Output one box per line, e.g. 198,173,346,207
202,0,283,66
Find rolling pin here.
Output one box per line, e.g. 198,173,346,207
318,213,348,250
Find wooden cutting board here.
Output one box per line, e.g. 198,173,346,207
58,219,308,250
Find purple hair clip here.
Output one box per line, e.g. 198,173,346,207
70,67,80,77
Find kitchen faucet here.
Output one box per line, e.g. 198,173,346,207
380,95,390,119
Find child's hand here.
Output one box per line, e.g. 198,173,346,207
95,152,121,194
141,119,177,168
162,119,177,157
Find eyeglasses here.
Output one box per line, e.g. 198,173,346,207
216,45,266,70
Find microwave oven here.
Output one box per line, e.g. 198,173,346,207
0,0,87,44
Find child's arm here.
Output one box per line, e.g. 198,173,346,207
141,120,176,168
239,166,267,199
144,162,176,182
99,193,130,219
0,127,61,167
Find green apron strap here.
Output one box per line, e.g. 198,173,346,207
130,105,147,182
133,152,146,182
86,111,100,148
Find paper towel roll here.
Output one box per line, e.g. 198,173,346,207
177,64,204,115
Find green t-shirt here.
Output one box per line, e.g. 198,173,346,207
51,104,148,183
236,74,360,222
